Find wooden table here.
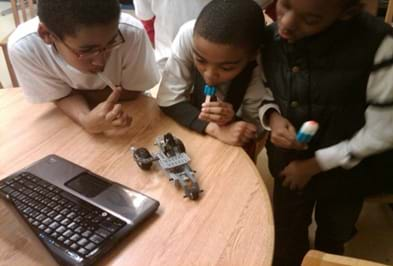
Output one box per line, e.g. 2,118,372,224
0,88,274,266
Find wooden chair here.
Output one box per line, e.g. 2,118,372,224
302,250,389,266
366,193,393,204
0,0,36,87
386,0,393,25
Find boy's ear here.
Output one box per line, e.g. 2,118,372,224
38,23,54,44
339,3,363,21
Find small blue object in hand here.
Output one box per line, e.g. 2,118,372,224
203,85,217,103
296,121,319,144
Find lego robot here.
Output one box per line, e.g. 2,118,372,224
131,133,202,200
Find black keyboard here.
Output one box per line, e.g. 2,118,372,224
0,172,126,259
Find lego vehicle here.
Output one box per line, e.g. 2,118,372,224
131,133,202,200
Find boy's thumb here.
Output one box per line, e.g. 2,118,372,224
105,87,121,104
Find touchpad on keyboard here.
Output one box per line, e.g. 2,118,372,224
65,172,111,198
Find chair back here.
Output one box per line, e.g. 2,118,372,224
10,0,36,27
302,250,389,266
386,0,393,25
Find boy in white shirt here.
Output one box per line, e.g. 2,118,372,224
8,0,159,136
134,0,272,70
157,0,275,147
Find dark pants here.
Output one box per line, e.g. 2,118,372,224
272,178,363,266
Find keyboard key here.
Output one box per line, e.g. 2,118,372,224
56,226,66,234
49,222,60,230
1,186,14,195
60,218,71,226
81,230,93,238
51,232,60,239
68,222,78,230
77,248,88,256
85,242,96,251
77,238,88,246
89,234,104,244
63,230,73,238
95,228,110,239
43,218,53,226
75,226,84,234
70,234,81,242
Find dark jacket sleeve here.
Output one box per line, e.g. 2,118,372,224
160,101,208,134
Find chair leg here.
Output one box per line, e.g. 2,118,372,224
1,44,19,87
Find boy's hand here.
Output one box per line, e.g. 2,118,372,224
199,101,235,126
280,157,322,190
269,112,306,150
82,87,132,135
205,121,257,146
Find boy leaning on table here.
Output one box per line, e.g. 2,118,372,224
8,0,159,136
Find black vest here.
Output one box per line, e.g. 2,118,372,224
262,12,393,198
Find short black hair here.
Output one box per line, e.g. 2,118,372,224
194,0,265,53
38,0,120,39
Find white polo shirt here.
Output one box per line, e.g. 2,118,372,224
134,0,272,67
8,13,160,103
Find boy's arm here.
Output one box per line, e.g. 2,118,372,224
54,92,92,130
133,0,154,20
133,0,155,45
160,103,209,133
241,65,275,127
257,72,280,131
55,88,132,136
315,36,393,171
157,20,204,131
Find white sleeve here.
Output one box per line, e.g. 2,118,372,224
121,25,160,91
241,64,276,126
133,0,154,20
315,36,393,171
9,42,71,103
156,20,195,107
257,63,280,131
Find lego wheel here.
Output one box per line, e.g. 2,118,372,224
174,138,186,153
189,192,199,200
134,148,153,170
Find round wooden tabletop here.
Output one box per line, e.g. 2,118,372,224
0,88,274,266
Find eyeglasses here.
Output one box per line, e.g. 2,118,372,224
56,30,125,61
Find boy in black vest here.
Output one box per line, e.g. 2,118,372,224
259,0,393,265
157,0,273,147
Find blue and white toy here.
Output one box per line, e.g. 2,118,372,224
203,85,216,103
296,121,319,144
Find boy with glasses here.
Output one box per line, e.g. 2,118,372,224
8,0,159,136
